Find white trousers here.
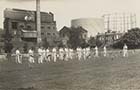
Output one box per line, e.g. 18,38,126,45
16,55,22,64
29,56,35,63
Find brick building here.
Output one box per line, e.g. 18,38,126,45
4,8,59,48
59,26,88,47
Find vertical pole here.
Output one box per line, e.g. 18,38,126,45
123,13,126,32
107,14,110,31
130,13,133,29
36,0,41,44
134,14,137,28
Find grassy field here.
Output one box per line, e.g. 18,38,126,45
0,50,140,90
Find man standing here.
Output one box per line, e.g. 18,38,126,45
28,48,35,63
95,46,99,57
123,44,128,57
103,46,107,57
38,47,43,63
64,48,69,61
69,48,74,60
15,48,22,64
59,48,64,60
52,48,57,62
46,48,51,62
77,47,82,60
86,47,90,59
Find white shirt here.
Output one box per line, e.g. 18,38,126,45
28,49,33,55
52,48,57,52
16,49,20,55
38,48,42,55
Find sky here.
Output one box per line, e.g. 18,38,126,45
0,0,140,31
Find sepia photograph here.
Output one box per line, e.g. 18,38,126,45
0,0,140,90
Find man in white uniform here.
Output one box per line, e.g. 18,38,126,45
52,48,57,62
77,47,82,60
123,44,128,57
95,46,99,57
46,48,51,62
42,48,46,62
83,48,86,60
15,48,22,64
38,47,43,64
59,48,64,60
86,47,90,59
103,46,107,57
64,48,69,61
69,48,74,60
28,48,35,63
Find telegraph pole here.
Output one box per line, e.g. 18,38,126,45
36,0,41,44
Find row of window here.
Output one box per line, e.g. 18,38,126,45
41,26,56,30
11,22,56,30
41,32,56,36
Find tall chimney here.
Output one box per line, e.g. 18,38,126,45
36,0,41,44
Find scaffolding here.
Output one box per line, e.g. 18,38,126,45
103,13,137,32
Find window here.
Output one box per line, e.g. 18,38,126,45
12,22,18,29
41,33,44,35
41,26,44,29
27,25,31,29
53,27,56,29
47,33,51,35
47,26,51,29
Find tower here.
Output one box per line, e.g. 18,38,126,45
36,0,41,44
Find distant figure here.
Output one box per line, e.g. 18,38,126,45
15,48,22,64
59,48,64,60
69,48,74,60
28,48,35,63
64,48,69,61
103,46,107,57
86,47,90,59
123,44,128,57
42,48,46,62
95,46,99,57
38,47,43,63
46,48,51,62
52,48,57,62
83,48,86,60
77,47,82,60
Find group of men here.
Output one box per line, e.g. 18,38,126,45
14,44,128,64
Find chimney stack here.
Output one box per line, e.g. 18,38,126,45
36,0,41,44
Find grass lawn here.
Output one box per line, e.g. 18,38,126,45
0,50,140,90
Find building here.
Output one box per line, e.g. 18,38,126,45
4,8,59,48
59,26,71,46
59,26,88,47
0,29,4,53
71,18,104,37
96,30,124,46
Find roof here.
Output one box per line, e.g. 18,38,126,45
4,8,55,23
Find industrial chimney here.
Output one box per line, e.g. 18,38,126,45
36,0,41,44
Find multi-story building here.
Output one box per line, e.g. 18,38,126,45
0,29,4,53
96,30,124,46
4,8,59,48
59,26,88,47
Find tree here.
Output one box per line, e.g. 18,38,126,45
42,37,49,48
68,28,88,49
112,28,140,49
88,37,96,48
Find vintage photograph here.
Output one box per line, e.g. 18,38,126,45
0,0,140,90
